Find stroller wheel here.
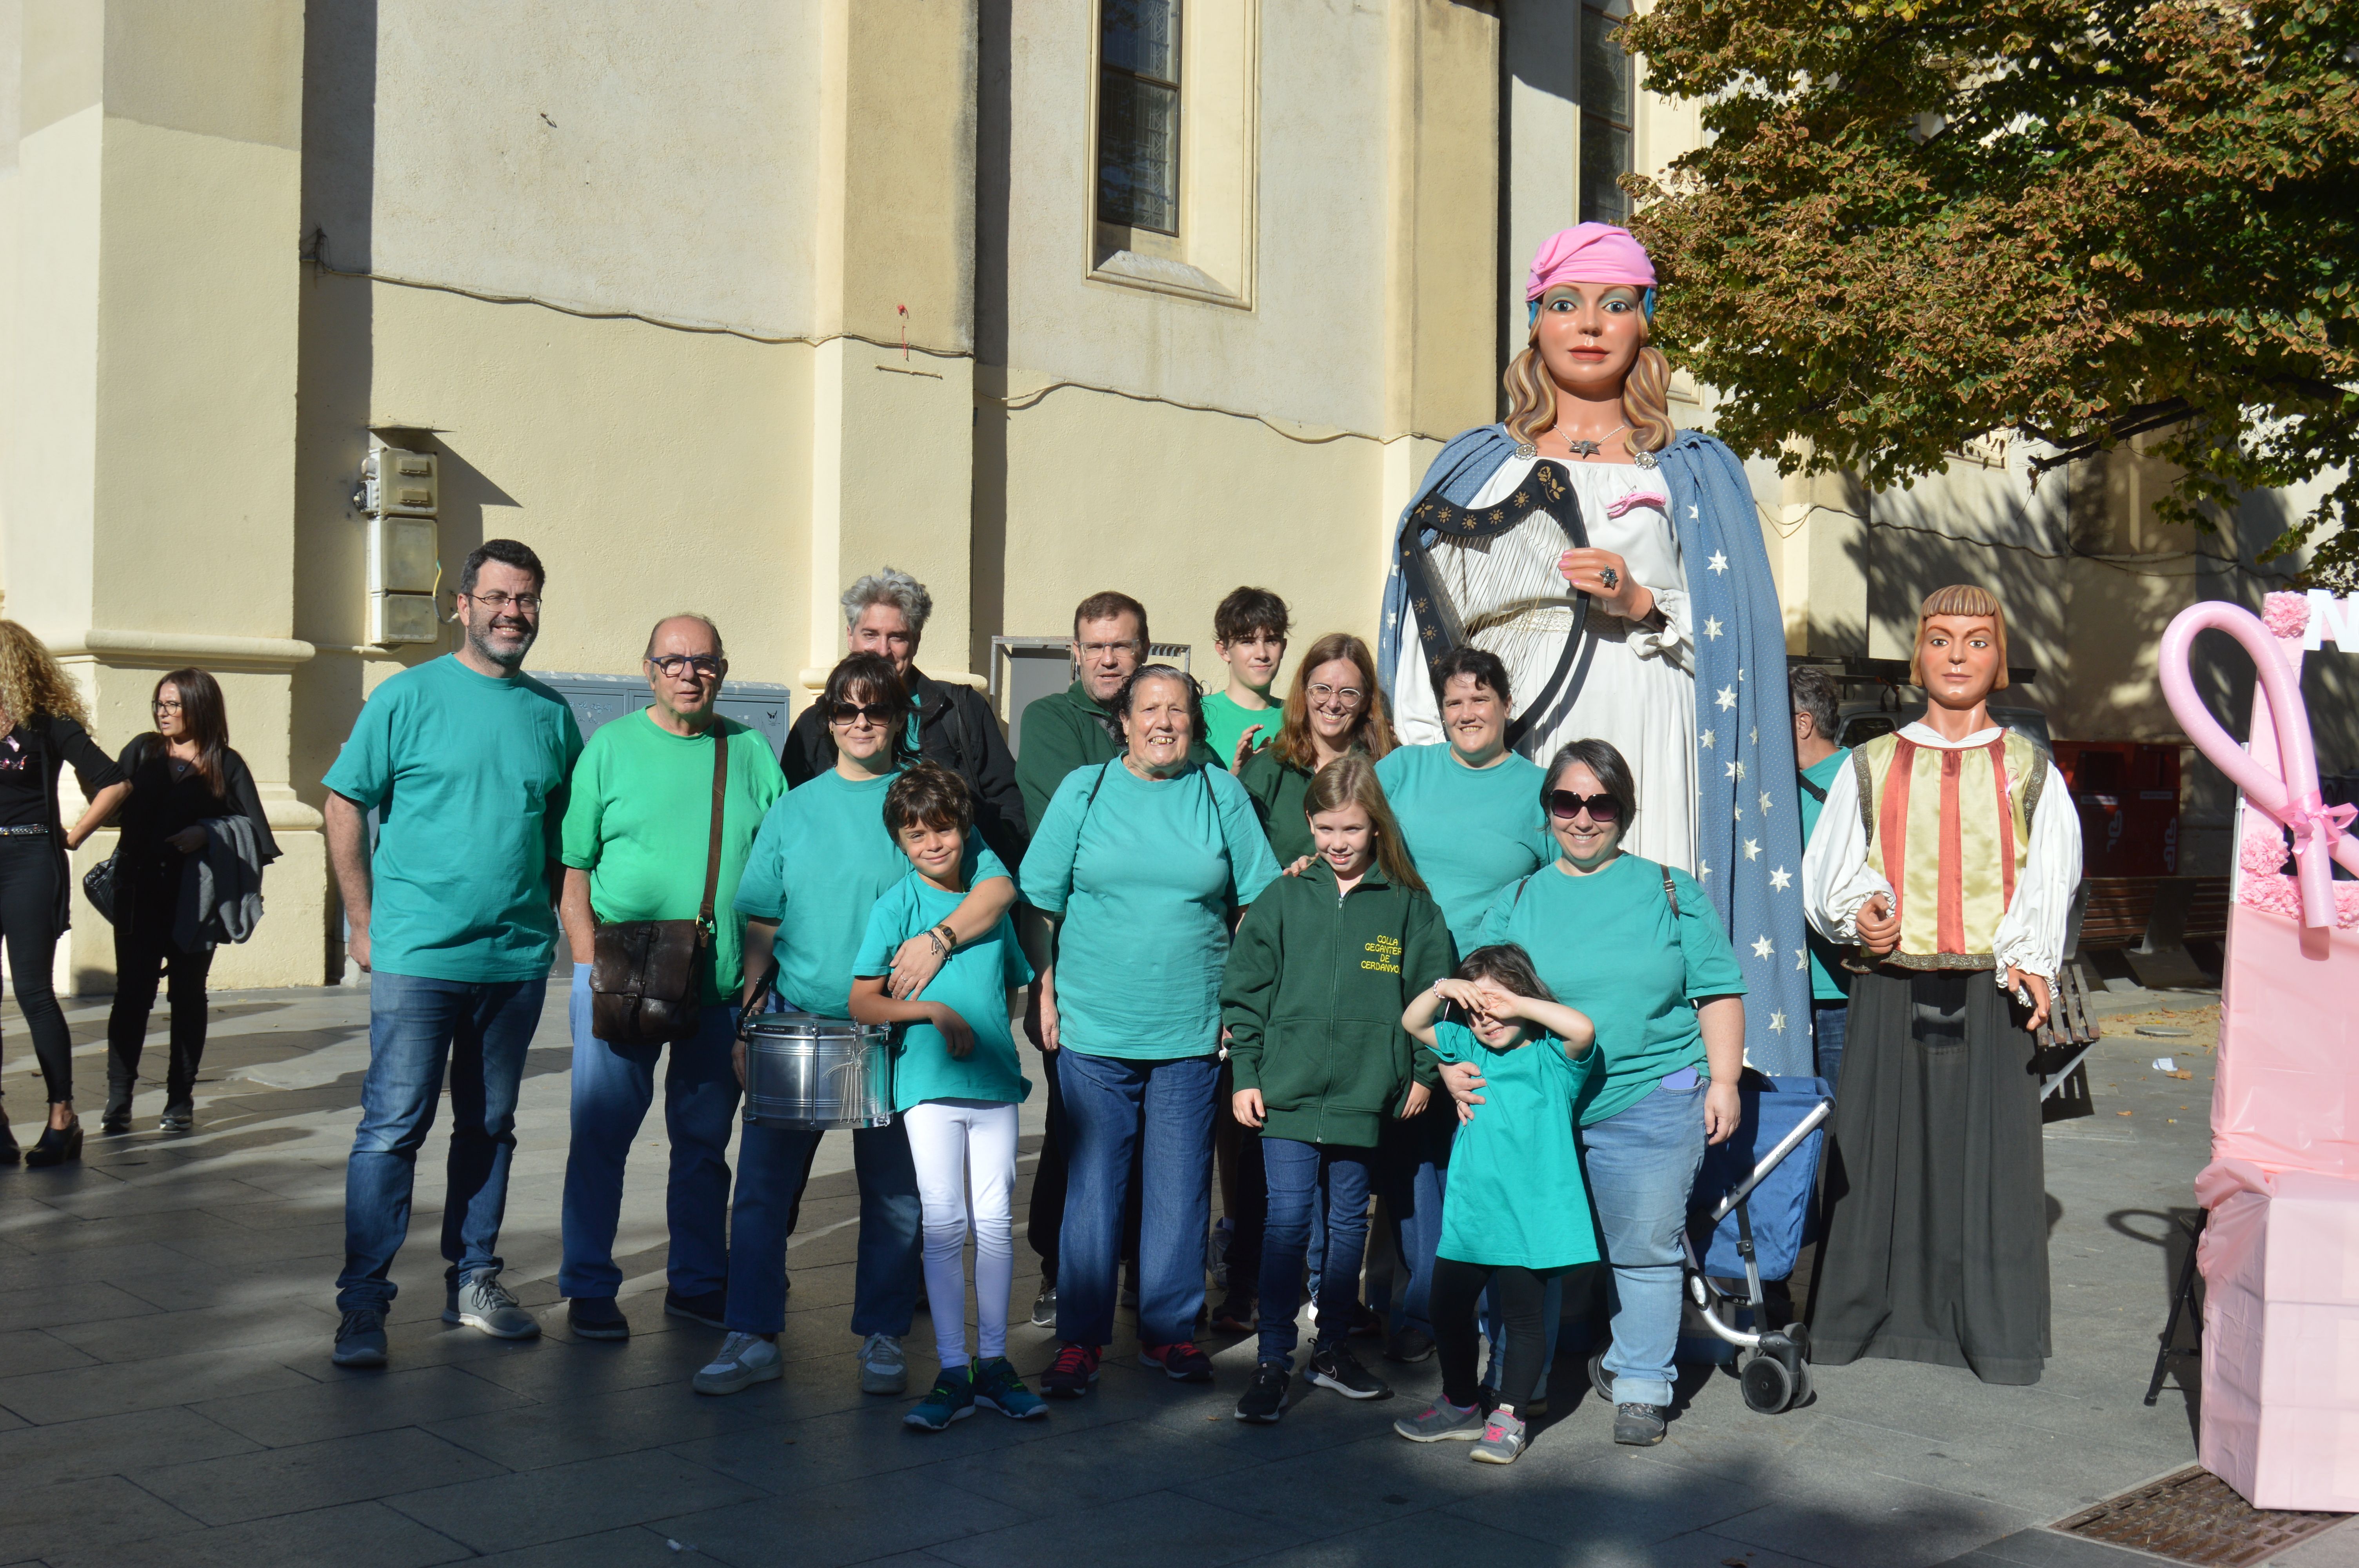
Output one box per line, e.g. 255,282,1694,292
1740,1351,1794,1414
1588,1347,1614,1405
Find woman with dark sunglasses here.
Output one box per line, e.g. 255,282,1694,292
694,653,1016,1402
1443,737,1745,1449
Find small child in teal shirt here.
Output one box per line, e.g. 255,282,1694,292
850,764,1043,1430
1394,943,1598,1466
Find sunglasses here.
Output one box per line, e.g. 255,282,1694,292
1546,790,1622,824
829,701,898,726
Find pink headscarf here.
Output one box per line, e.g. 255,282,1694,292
1525,223,1656,300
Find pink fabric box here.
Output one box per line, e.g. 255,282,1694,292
2198,1161,2359,1510
2214,906,2359,1179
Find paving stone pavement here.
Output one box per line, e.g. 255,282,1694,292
3,980,2353,1568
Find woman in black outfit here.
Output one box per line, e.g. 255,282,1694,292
0,622,130,1167
104,668,278,1135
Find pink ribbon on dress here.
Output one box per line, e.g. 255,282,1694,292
2159,598,2359,929
1605,490,1668,519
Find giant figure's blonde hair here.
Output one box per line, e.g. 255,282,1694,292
1910,584,2011,690
1503,305,1676,456
0,622,89,729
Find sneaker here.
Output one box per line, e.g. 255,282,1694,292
100,1087,131,1134
693,1331,781,1395
1393,1396,1485,1442
859,1332,908,1395
1309,1345,1390,1400
1210,1293,1257,1335
905,1365,976,1431
567,1297,630,1340
1383,1326,1437,1365
159,1102,193,1134
972,1356,1049,1420
1030,1285,1057,1328
331,1307,389,1368
1140,1340,1214,1383
664,1288,729,1329
444,1271,540,1339
1041,1341,1100,1398
1234,1359,1290,1423
1471,1408,1528,1465
1613,1401,1668,1446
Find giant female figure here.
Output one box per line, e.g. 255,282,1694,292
1379,225,1810,1073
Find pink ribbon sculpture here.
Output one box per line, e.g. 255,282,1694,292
2159,592,2359,1512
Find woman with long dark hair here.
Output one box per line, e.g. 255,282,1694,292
0,621,130,1166
104,668,280,1132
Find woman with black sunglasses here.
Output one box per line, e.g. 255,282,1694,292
1443,737,1745,1449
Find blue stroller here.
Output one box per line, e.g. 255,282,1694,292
1587,1074,1834,1415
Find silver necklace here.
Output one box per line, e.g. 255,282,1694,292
1552,422,1630,460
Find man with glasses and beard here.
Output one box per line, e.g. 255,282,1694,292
322,539,585,1368
554,615,785,1341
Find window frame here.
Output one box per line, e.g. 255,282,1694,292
1578,2,1635,228
1095,0,1185,238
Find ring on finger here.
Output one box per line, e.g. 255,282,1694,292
1600,566,1620,590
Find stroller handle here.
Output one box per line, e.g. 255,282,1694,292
1704,1097,1834,1225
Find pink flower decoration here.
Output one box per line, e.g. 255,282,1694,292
2263,592,2310,639
2237,870,2359,929
2242,825,2291,877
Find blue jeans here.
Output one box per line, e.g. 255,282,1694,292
338,971,547,1312
1256,1138,1375,1364
1578,1079,1709,1408
723,1113,922,1337
1054,1048,1216,1349
1374,1101,1454,1339
558,967,740,1301
1814,1002,1850,1095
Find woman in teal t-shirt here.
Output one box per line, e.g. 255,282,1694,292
1453,737,1746,1448
1020,665,1280,1393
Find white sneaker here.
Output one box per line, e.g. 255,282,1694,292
692,1332,781,1395
859,1332,908,1395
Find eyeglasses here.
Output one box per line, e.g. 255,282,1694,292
1546,790,1622,824
648,654,724,679
465,590,543,614
829,701,898,726
1306,683,1366,709
152,699,183,714
1078,640,1143,659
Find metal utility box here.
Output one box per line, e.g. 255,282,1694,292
533,671,794,753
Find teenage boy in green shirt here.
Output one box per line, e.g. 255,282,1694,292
1200,587,1289,773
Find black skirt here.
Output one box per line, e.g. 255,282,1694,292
1808,966,2051,1385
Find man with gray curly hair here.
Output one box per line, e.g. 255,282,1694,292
780,568,1026,864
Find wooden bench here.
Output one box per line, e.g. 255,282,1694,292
2072,875,2230,989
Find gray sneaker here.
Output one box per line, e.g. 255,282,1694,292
444,1270,541,1339
859,1332,907,1395
693,1331,781,1395
1393,1396,1486,1442
1470,1407,1527,1465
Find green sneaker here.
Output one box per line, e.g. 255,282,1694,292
904,1365,976,1431
972,1356,1049,1420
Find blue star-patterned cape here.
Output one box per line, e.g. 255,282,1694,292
1377,424,1813,1076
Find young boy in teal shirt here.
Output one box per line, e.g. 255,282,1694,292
851,764,1045,1430
1201,586,1289,772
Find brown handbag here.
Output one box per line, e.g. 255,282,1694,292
589,726,730,1047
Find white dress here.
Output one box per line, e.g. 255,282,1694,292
1392,457,1699,873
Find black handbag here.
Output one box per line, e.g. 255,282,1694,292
82,848,121,926
589,728,729,1047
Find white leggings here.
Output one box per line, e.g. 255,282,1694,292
901,1098,1020,1368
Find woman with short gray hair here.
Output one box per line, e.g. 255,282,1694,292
781,566,1027,866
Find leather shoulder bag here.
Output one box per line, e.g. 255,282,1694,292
590,726,730,1047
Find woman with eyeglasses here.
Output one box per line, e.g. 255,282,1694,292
1445,737,1745,1448
102,668,280,1134
694,653,1016,1401
0,622,130,1166
1021,664,1281,1396
1236,633,1398,866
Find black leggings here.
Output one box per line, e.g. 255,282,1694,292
107,916,216,1104
1432,1256,1551,1412
0,839,74,1104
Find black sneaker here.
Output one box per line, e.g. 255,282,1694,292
333,1307,389,1368
1614,1401,1668,1446
1030,1285,1057,1327
664,1288,728,1329
1234,1360,1290,1423
1309,1345,1391,1400
568,1297,630,1340
159,1103,193,1134
1383,1326,1436,1364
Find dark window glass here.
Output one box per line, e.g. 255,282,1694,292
1099,0,1181,234
1579,5,1633,226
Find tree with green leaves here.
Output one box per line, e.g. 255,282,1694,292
1622,0,2359,586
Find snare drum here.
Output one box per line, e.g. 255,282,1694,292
742,1012,896,1130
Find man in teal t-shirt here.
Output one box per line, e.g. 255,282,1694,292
322,541,583,1368
552,615,787,1337
1791,668,1852,1088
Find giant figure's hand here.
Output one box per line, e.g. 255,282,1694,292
1558,548,1656,624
